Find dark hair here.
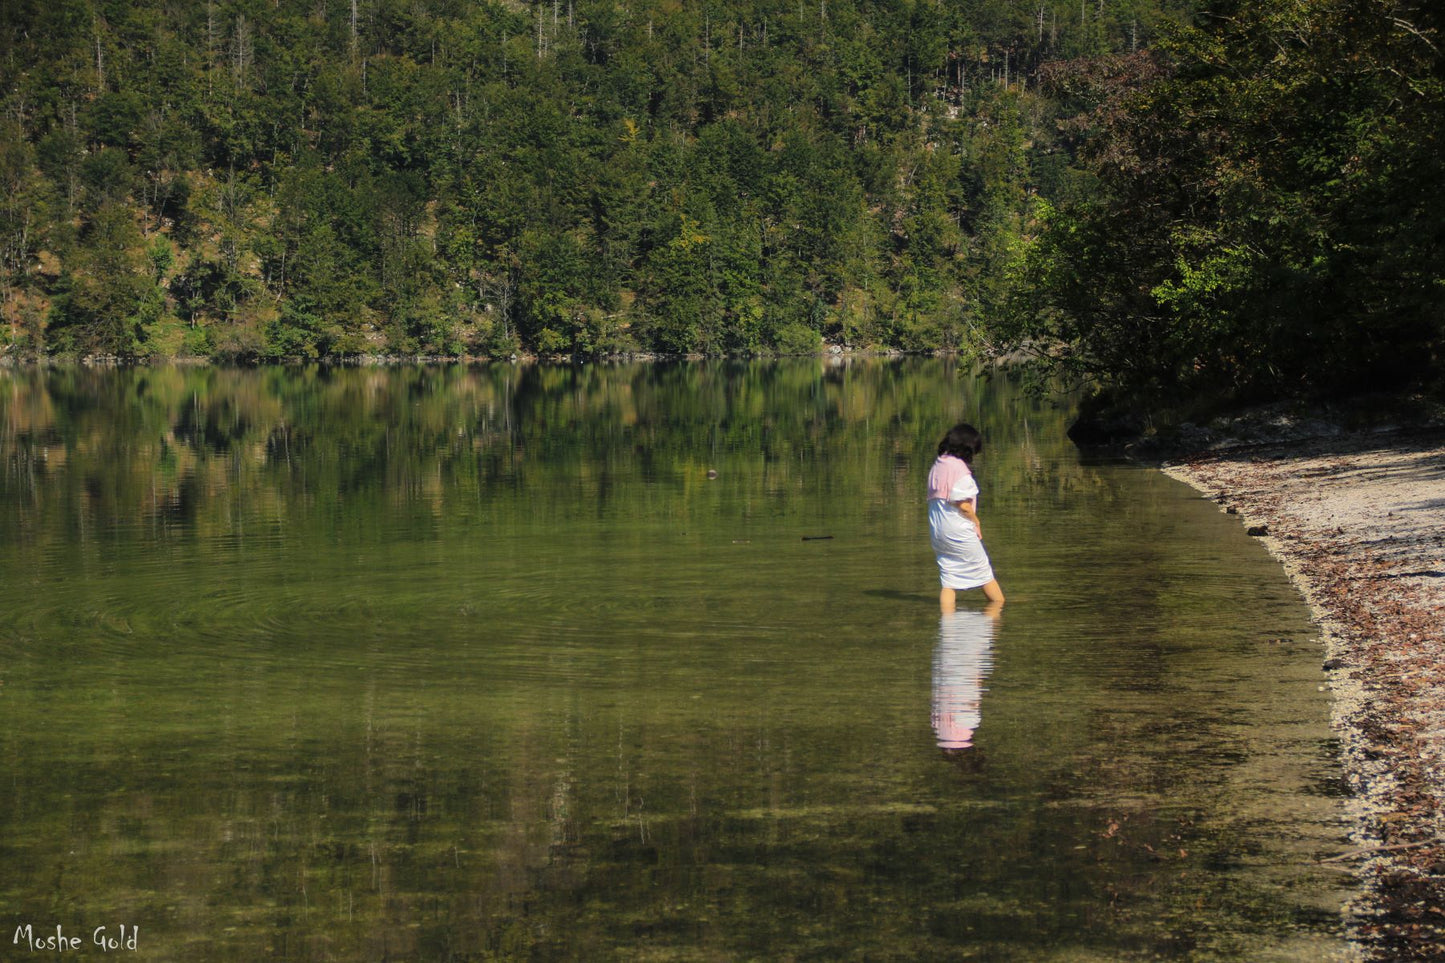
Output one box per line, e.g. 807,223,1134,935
937,423,984,464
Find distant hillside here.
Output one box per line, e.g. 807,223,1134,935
0,0,1192,361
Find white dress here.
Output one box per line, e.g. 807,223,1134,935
928,471,995,590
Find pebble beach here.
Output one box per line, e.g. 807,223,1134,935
1164,424,1445,960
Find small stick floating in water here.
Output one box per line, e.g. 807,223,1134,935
1317,840,1435,863
802,535,834,541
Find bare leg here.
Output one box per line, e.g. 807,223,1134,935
981,579,1005,604
939,586,956,614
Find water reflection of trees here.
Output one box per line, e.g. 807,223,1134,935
1,360,1079,545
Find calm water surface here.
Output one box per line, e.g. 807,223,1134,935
0,361,1355,960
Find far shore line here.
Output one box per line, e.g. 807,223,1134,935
0,343,999,369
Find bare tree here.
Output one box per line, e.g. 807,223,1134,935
232,13,253,84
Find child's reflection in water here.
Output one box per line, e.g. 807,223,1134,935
932,602,1001,750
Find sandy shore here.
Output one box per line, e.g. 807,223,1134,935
1163,425,1445,960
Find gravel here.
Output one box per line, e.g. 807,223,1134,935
1164,424,1445,961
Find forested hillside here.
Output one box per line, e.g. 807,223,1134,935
0,0,1190,361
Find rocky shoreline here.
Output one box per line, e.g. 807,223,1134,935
0,342,918,368
1162,420,1445,961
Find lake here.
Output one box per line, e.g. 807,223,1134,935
0,360,1356,960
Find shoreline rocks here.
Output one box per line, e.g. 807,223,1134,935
1163,422,1445,961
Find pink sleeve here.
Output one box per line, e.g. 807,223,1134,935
928,457,967,500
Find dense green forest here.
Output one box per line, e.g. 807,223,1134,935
0,0,1190,362
1,0,1438,404
1011,0,1445,404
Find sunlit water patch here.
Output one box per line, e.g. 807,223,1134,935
1,361,1355,960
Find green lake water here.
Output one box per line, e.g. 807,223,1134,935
0,361,1355,961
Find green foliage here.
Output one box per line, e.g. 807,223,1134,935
45,205,160,357
772,321,823,355
1016,0,1445,403
0,0,1192,360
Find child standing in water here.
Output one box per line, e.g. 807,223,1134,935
928,423,1005,613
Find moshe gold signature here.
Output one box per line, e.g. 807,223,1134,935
12,924,139,952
